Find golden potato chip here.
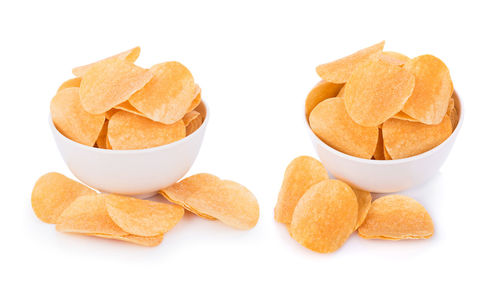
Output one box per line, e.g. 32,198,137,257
380,51,410,66
383,115,452,159
106,136,112,149
358,195,434,240
274,156,329,224
352,188,371,229
161,174,259,229
373,129,385,160
107,111,185,150
56,195,127,236
104,194,184,237
309,98,379,159
31,172,96,224
344,58,415,127
90,233,164,247
79,57,153,114
72,47,141,77
57,77,81,91
183,111,203,136
446,97,455,116
402,55,453,124
290,180,358,253
95,120,108,149
305,80,344,119
194,102,207,120
450,107,459,130
128,61,197,124
316,41,385,83
51,87,106,146
392,111,418,122
105,109,119,120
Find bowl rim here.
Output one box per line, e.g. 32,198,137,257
305,91,464,165
49,100,210,154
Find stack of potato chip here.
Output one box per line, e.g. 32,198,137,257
306,41,459,160
51,47,204,150
275,156,434,253
32,172,259,246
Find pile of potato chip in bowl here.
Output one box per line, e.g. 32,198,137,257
51,47,204,150
306,41,459,160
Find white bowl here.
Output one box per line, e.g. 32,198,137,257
50,101,209,198
306,93,463,193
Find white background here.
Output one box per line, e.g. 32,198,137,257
1,0,499,285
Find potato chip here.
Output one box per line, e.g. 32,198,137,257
352,188,372,229
95,120,108,149
392,111,418,122
290,180,358,253
161,174,259,229
72,47,141,77
31,172,97,224
106,136,112,149
186,180,259,230
194,101,207,120
402,55,453,124
344,58,415,127
382,115,452,159
183,111,203,136
336,86,345,97
56,195,128,236
91,233,164,247
51,87,106,146
79,57,153,114
380,51,410,66
309,98,379,159
107,111,185,150
57,77,81,91
128,61,197,124
450,107,459,130
358,195,434,240
274,156,329,224
105,109,119,120
446,97,455,116
104,194,184,236
305,80,344,119
373,129,385,160
316,41,385,83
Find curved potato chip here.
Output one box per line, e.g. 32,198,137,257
56,195,127,236
194,102,207,120
352,188,372,229
51,87,105,146
129,61,197,124
316,41,385,83
383,146,391,160
373,129,385,160
274,156,329,224
72,46,141,77
104,194,184,237
105,109,119,120
450,107,459,130
305,80,344,119
95,120,108,149
358,195,434,240
344,58,415,127
186,180,259,230
380,51,410,66
80,57,153,114
290,179,358,253
31,172,96,224
57,77,81,91
90,233,164,247
183,111,203,136
383,116,452,159
107,111,185,150
114,101,145,116
336,86,345,97
309,98,379,159
402,55,453,124
161,174,259,228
